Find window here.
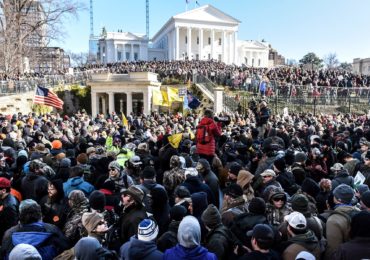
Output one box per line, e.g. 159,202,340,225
208,37,211,45
196,54,199,60
102,46,105,53
134,53,138,61
197,37,199,45
245,58,248,65
126,52,130,60
208,53,211,60
185,36,187,44
368,65,370,72
218,54,222,61
252,58,255,67
258,59,261,66
117,51,122,61
219,38,222,45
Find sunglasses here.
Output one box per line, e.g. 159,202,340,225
109,168,117,171
273,197,285,202
97,220,106,225
262,175,272,178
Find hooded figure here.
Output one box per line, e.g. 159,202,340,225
163,216,217,260
63,190,90,245
196,159,220,208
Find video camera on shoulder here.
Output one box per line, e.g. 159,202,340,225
214,116,231,126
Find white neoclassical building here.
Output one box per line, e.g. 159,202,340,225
94,4,279,67
151,5,239,63
97,32,149,63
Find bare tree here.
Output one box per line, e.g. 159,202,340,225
69,51,89,67
0,0,85,76
324,53,339,69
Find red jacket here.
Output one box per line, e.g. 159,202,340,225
196,117,222,156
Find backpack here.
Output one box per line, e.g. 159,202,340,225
196,125,211,145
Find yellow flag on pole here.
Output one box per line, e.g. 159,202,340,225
167,87,183,103
121,112,129,128
168,133,183,148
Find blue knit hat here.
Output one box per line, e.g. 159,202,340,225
138,219,159,241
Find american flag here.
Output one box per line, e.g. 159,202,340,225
34,86,64,110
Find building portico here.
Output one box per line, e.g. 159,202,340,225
88,72,161,117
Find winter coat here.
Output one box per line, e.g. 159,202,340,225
203,224,235,260
0,193,18,241
180,176,215,205
333,237,370,260
196,117,222,156
343,158,360,176
163,244,217,260
63,176,95,197
325,205,360,259
276,170,299,196
63,193,90,245
119,204,147,244
1,222,69,260
230,212,268,245
291,162,307,186
266,203,292,227
331,170,354,190
157,220,180,252
282,230,321,260
120,236,163,260
202,169,220,209
39,195,68,230
20,173,48,203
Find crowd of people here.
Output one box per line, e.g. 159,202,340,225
0,101,369,260
75,60,370,90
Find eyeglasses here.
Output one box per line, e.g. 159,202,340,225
272,197,285,202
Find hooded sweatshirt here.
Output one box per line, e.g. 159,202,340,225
120,236,163,260
74,237,104,260
163,216,217,260
283,230,321,260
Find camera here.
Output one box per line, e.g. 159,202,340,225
214,116,231,126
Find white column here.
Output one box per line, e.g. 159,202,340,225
101,94,106,115
130,44,134,61
198,28,203,60
126,92,133,115
222,31,226,63
91,91,98,117
113,44,117,62
214,87,224,114
187,27,191,60
175,27,179,60
108,92,115,114
233,32,237,64
211,29,215,60
143,90,150,115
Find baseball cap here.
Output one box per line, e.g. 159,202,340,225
129,156,142,166
246,224,274,242
284,211,307,230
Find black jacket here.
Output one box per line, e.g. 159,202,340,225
119,203,147,244
0,193,18,241
204,224,236,260
157,220,180,252
20,173,48,203
180,176,215,205
231,212,268,245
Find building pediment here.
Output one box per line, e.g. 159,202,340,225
105,32,146,41
173,5,241,25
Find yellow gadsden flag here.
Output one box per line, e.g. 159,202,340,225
168,133,183,148
121,112,129,128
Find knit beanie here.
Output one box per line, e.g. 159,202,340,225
81,212,104,234
170,205,187,221
201,204,221,228
89,191,106,212
295,152,307,163
248,197,266,215
229,162,242,176
108,160,121,172
361,190,370,208
138,219,159,241
51,140,62,150
273,157,286,172
291,194,309,213
333,184,354,204
301,178,320,198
